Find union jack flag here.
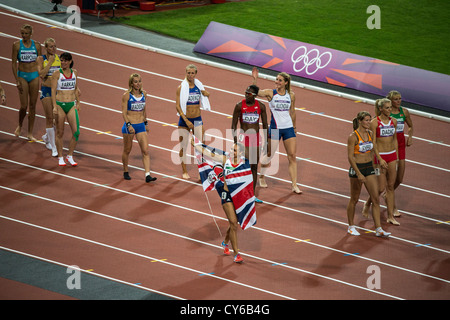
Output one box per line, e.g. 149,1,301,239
193,136,256,230
224,160,257,230
193,136,226,192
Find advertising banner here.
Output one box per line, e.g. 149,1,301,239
194,22,450,113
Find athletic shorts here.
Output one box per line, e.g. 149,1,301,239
374,150,397,164
40,86,51,100
216,184,232,205
268,127,296,141
178,116,203,128
122,122,146,134
17,70,39,83
349,161,375,178
397,133,406,160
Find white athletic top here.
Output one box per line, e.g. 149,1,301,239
56,68,76,91
269,89,293,129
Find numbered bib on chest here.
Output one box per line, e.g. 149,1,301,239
359,141,373,153
20,49,37,63
242,111,259,124
380,126,395,137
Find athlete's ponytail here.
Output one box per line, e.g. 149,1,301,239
374,98,391,116
353,111,371,130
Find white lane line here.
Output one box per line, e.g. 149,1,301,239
1,157,450,283
0,246,185,300
1,119,449,227
1,106,449,225
0,189,413,300
0,215,295,300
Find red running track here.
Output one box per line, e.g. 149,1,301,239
0,9,449,300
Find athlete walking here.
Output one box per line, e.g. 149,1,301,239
231,84,269,201
347,111,391,237
121,73,157,183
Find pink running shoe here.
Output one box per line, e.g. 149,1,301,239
234,254,243,263
221,241,230,255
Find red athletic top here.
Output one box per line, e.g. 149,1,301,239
376,116,395,138
240,99,261,124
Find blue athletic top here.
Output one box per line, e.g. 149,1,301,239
187,85,201,105
127,92,146,112
18,40,38,63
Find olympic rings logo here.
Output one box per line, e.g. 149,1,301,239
291,46,333,75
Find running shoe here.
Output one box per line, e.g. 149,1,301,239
66,155,78,166
221,241,230,255
145,174,157,183
234,254,243,263
375,227,391,238
58,157,66,166
347,225,360,236
255,197,263,203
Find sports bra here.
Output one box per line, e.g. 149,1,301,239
56,68,76,91
376,116,395,138
186,85,201,106
43,54,61,77
390,107,405,133
127,92,146,112
241,99,261,124
18,40,38,63
354,130,373,154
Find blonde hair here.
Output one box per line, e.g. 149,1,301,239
44,38,56,47
352,111,371,130
374,98,391,116
21,24,33,34
386,90,401,101
185,64,197,73
128,73,143,93
278,72,291,93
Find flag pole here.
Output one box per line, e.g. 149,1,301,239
204,190,223,237
192,134,223,238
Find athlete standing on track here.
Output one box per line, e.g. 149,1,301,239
387,90,414,217
363,98,400,226
11,24,41,141
346,111,391,237
231,84,269,202
51,52,80,167
251,67,301,194
37,38,60,157
121,73,157,183
176,64,210,179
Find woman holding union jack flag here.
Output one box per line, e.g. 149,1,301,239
192,138,256,263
